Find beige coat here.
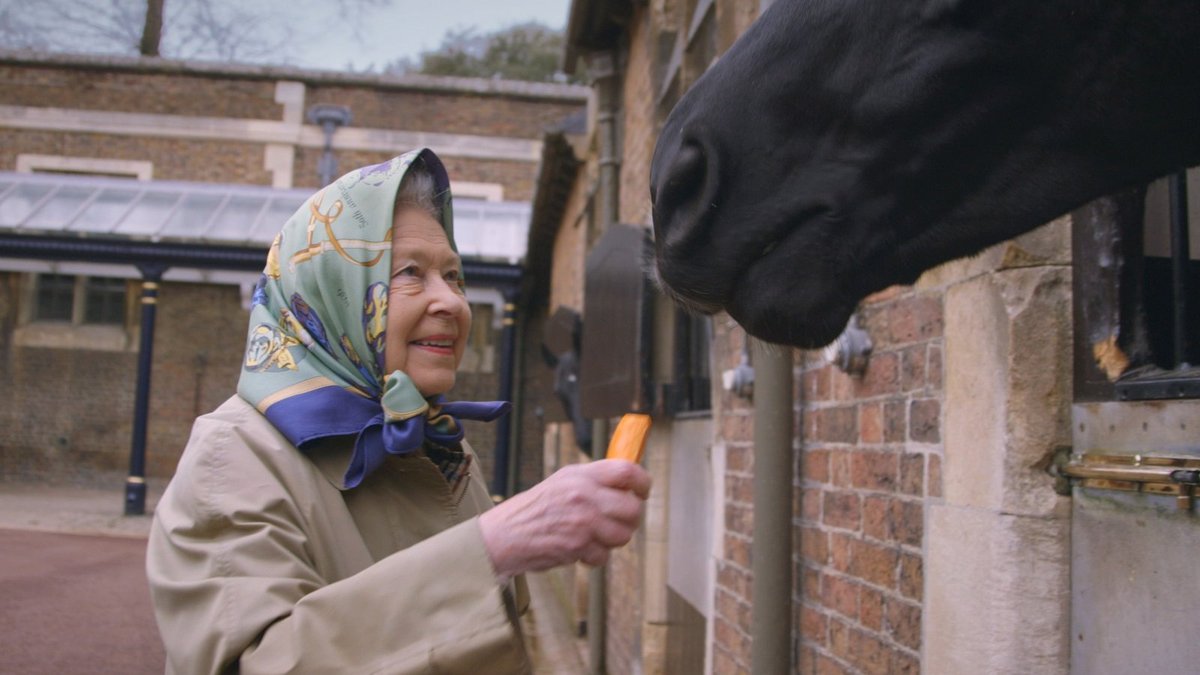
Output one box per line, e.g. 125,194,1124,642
146,395,530,674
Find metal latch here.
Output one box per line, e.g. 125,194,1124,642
1053,450,1200,512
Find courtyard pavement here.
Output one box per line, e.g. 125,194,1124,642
0,479,586,674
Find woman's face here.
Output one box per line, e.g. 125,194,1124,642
384,207,471,396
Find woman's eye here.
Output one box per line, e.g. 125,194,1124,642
394,265,419,278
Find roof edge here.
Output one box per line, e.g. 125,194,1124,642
0,49,591,103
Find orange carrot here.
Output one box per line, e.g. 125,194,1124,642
605,413,653,463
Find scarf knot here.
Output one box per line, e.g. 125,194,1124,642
342,372,510,488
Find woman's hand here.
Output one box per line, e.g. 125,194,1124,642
479,460,652,582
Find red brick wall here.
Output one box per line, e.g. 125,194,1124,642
794,287,943,674
712,315,756,674
706,288,943,675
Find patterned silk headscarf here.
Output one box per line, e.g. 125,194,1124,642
237,148,509,489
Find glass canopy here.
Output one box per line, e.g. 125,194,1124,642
0,171,530,264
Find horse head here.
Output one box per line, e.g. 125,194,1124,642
651,0,1200,347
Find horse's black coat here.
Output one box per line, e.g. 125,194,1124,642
651,0,1200,347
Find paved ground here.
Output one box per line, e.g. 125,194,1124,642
0,480,585,674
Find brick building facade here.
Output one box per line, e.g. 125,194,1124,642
0,50,588,493
544,1,1088,673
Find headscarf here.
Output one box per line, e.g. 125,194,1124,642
237,148,509,489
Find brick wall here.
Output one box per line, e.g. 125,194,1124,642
0,131,275,185
794,287,943,675
1,64,281,119
711,315,756,674
290,149,541,200
703,287,943,675
307,86,582,139
0,278,248,484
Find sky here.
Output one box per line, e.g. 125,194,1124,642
292,0,571,72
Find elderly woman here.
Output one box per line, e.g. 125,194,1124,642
146,149,650,674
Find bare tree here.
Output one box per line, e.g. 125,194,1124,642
0,0,391,66
139,0,164,56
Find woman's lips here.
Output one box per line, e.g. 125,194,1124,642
410,335,456,356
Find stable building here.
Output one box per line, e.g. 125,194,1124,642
0,50,588,505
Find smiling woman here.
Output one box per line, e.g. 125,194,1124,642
145,148,652,675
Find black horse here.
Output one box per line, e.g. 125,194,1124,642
650,0,1200,347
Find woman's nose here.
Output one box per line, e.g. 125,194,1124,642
427,276,466,315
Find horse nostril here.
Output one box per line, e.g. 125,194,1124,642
666,143,706,202
654,139,717,253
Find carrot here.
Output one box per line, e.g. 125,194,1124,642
605,413,653,463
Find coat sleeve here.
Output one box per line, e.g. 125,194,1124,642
146,415,529,675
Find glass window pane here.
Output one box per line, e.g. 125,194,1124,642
115,192,183,238
207,195,267,242
249,198,306,242
0,183,55,227
25,186,94,230
161,193,224,239
83,277,127,325
70,188,141,234
34,273,75,321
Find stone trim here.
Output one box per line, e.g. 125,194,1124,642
263,143,295,188
453,181,504,201
274,80,306,125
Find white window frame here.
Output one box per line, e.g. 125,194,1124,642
16,154,153,180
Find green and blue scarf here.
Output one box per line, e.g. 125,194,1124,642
237,149,509,489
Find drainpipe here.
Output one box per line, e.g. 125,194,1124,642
125,263,167,516
748,0,795,667
750,336,794,673
505,309,526,496
592,51,621,232
492,287,518,497
589,416,611,675
588,48,621,675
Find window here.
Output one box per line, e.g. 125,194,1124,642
1073,168,1200,401
83,277,129,324
30,274,130,326
460,302,496,373
34,273,75,321
16,154,152,180
673,310,712,414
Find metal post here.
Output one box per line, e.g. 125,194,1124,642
1168,171,1191,366
492,288,518,497
125,264,166,515
588,416,610,675
750,338,794,674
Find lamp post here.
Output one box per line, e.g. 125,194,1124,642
306,104,353,186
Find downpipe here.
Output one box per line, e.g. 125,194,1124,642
750,338,794,673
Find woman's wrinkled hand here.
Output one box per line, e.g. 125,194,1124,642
479,459,652,582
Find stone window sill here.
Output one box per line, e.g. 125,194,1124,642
13,322,134,352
